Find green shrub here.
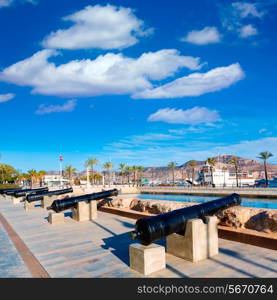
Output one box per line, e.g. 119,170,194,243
0,184,19,189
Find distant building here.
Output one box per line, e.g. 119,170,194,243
198,165,255,187
44,174,69,187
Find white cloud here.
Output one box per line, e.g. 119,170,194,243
104,135,277,166
232,2,264,19
215,137,277,159
148,107,221,125
35,99,77,114
42,4,153,50
259,128,267,134
0,0,13,8
0,49,202,97
181,27,221,45
258,128,272,135
0,0,37,8
133,63,245,99
239,24,258,38
0,93,15,103
168,127,209,135
221,2,264,39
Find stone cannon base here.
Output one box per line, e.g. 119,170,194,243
41,196,55,209
72,201,97,222
24,201,36,211
48,212,64,225
166,216,218,262
129,243,165,275
12,196,24,205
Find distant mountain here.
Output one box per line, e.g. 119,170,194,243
143,154,277,181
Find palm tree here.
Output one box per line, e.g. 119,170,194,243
103,162,114,186
187,160,197,185
37,170,46,187
167,162,177,186
119,163,126,185
19,173,30,186
258,151,273,187
125,166,133,186
137,166,144,186
64,165,77,186
84,158,99,185
228,157,240,187
27,169,37,188
92,173,103,185
131,166,139,186
206,157,217,187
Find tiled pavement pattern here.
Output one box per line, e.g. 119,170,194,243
0,196,276,278
0,222,31,277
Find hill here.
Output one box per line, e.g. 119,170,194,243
143,154,277,181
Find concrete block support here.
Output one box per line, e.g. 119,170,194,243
12,196,24,204
72,201,98,222
129,243,166,275
89,201,97,220
24,201,36,211
41,196,55,209
72,202,90,222
166,216,218,262
48,212,64,225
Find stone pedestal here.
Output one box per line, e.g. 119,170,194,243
72,201,97,222
24,201,36,211
48,212,64,225
72,202,90,222
166,216,218,262
89,201,97,220
12,196,24,204
41,196,55,209
129,243,165,275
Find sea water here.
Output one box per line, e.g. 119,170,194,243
138,193,277,209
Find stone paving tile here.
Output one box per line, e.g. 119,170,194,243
0,196,276,278
0,223,31,278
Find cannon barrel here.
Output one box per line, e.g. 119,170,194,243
0,188,22,195
47,189,119,213
26,187,73,203
130,193,241,246
13,187,49,198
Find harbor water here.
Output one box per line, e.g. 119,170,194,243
138,193,277,209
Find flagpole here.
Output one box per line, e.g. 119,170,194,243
59,154,63,187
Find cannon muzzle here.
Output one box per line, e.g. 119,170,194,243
14,187,49,198
26,187,73,202
47,189,119,213
1,188,22,195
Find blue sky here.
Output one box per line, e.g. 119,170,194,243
0,0,277,172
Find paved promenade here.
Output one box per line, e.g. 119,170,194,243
0,196,276,278
0,223,31,277
139,186,277,198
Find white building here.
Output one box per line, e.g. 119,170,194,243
198,165,255,187
44,174,69,188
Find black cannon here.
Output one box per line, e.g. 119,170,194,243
47,189,119,213
26,187,73,203
0,188,22,195
13,187,49,198
130,193,241,246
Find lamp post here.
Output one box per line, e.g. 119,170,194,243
86,167,91,189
